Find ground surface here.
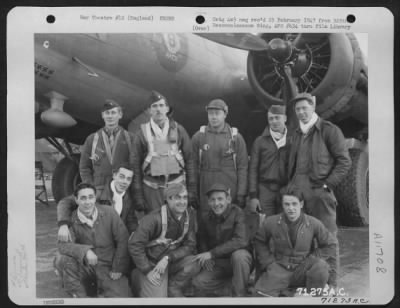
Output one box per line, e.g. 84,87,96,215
35,202,369,298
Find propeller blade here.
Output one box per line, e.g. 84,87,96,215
292,33,328,50
196,33,269,51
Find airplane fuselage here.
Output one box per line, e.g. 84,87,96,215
35,33,262,144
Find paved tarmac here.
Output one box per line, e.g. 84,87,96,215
34,202,369,298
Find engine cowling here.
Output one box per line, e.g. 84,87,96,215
247,33,368,136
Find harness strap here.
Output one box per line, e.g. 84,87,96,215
91,128,130,165
145,204,190,248
230,127,238,171
198,126,206,169
143,174,185,190
170,212,189,246
198,125,238,170
101,130,122,164
141,123,155,172
160,204,168,239
90,132,100,162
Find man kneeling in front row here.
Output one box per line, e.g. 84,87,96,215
253,187,337,297
192,183,253,297
54,183,131,298
129,183,199,297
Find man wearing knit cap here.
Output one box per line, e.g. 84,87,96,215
129,183,199,297
248,104,291,217
192,98,248,217
131,90,197,213
287,92,351,288
80,99,134,197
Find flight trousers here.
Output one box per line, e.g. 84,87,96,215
254,256,329,297
54,253,131,298
289,174,339,286
192,249,253,297
131,255,200,297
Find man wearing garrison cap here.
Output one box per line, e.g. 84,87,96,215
131,90,197,214
287,92,351,288
248,104,291,217
80,99,134,197
191,98,248,217
129,183,199,297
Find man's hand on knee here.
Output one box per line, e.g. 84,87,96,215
58,225,72,242
194,252,212,267
153,256,169,275
146,269,162,286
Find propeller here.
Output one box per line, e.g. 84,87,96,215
196,33,295,65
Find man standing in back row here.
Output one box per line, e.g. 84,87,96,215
131,91,197,213
287,92,351,287
80,99,134,197
191,99,248,215
248,105,291,217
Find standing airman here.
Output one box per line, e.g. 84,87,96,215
131,91,197,213
79,100,134,197
192,99,248,216
287,93,351,287
248,105,291,216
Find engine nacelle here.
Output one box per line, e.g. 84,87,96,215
247,33,368,137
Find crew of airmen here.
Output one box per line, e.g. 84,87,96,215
54,91,351,298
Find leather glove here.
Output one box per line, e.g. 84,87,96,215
236,195,246,208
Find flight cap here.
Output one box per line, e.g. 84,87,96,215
268,105,286,115
289,93,315,106
164,183,187,199
102,99,121,111
206,183,230,196
148,90,167,107
205,99,228,113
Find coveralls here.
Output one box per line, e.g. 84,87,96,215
191,124,248,215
